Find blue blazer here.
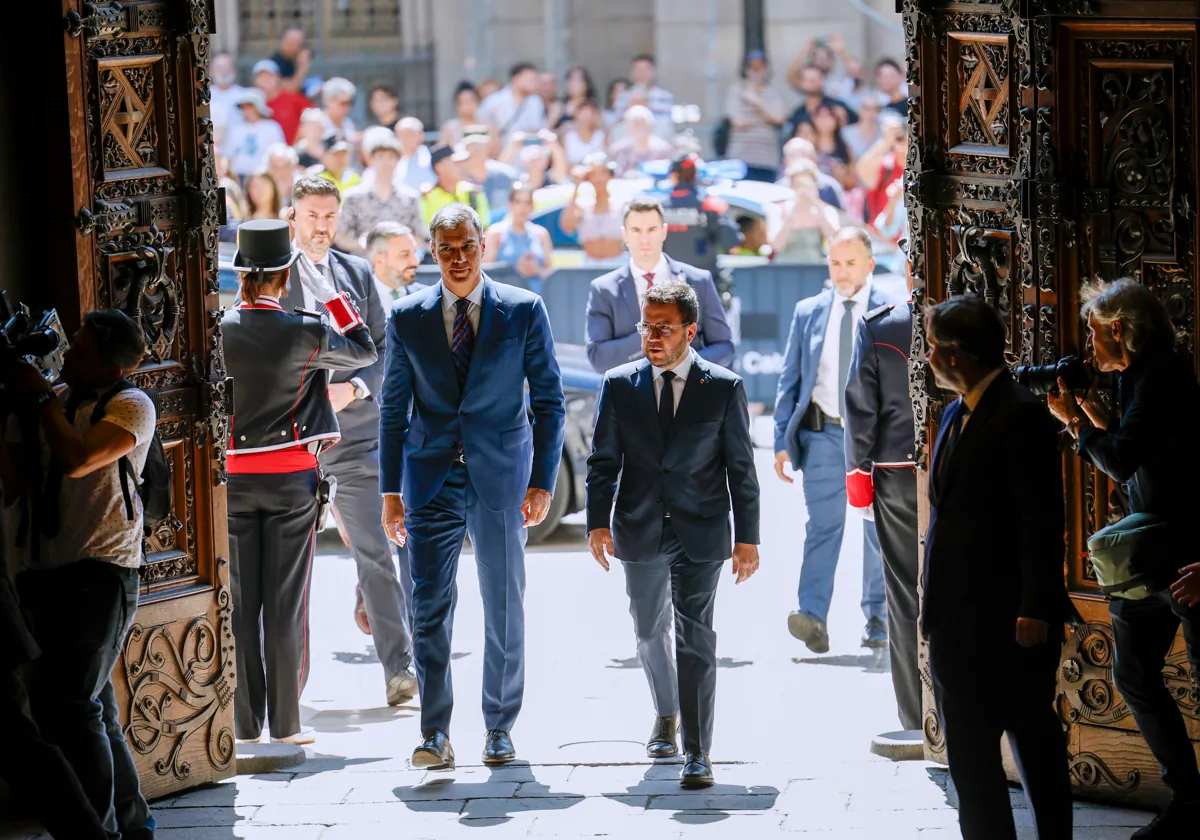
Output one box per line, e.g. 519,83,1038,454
379,276,566,512
585,256,734,374
586,354,759,564
772,283,899,467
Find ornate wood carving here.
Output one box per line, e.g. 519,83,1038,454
62,0,233,800
910,6,1198,805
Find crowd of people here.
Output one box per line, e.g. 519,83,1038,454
212,29,910,271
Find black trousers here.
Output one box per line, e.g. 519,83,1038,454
18,561,153,840
929,631,1072,840
228,470,319,740
872,467,922,730
621,518,723,755
1109,590,1200,798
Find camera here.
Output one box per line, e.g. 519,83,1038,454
1015,354,1090,397
0,292,68,384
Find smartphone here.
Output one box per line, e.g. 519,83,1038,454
523,136,544,147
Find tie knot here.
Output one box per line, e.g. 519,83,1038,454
843,299,856,313
661,370,676,383
644,272,655,285
455,297,470,316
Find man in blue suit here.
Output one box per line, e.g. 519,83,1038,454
587,283,760,789
380,204,566,770
773,227,899,654
585,196,734,374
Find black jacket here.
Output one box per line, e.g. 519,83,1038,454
585,355,759,563
1077,346,1200,529
844,301,916,471
922,374,1070,637
224,308,377,456
279,249,387,443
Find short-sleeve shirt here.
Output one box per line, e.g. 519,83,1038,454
724,83,785,170
6,387,157,571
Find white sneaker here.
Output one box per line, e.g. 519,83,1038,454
271,727,315,746
387,670,419,706
235,735,262,745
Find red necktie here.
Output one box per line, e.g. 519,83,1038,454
643,272,655,288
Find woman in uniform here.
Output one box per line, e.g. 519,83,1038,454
223,219,377,745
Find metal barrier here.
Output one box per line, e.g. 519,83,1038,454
413,261,899,407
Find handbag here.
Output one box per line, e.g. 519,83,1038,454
1086,512,1174,600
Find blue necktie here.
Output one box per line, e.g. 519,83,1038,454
452,297,475,390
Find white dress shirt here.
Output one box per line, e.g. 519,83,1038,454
812,279,873,420
630,255,680,303
375,277,412,306
440,279,484,347
292,245,332,313
960,366,1006,430
652,350,694,416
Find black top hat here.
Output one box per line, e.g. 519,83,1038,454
232,220,300,273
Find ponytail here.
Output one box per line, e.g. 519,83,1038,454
238,269,287,307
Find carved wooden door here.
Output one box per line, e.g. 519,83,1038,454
905,0,1199,808
63,0,234,800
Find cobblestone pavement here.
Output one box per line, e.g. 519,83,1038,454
4,449,1153,838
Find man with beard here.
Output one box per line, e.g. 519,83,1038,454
283,176,418,707
586,282,759,788
348,223,428,644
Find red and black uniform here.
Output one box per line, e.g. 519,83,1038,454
660,184,742,305
222,292,375,741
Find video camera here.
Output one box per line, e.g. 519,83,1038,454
0,291,68,384
1015,354,1090,397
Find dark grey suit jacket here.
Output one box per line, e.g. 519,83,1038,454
586,354,759,564
280,248,386,443
585,256,734,374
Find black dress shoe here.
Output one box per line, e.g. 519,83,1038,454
680,752,714,789
1132,795,1200,839
483,729,516,765
861,617,888,649
646,715,679,759
412,731,454,769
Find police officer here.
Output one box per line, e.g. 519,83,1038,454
223,219,377,746
659,153,742,306
843,239,921,734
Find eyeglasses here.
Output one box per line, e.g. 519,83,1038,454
636,321,692,338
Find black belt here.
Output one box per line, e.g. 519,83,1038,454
802,403,842,431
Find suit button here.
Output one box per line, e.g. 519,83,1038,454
663,468,672,475
281,431,287,436
239,435,246,441
656,498,663,504
460,410,467,416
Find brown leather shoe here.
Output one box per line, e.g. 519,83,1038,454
354,588,371,635
647,714,679,759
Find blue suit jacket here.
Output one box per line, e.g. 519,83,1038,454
585,256,734,374
772,283,899,467
586,354,759,564
379,276,566,512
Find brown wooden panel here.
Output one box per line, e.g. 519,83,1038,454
63,0,233,800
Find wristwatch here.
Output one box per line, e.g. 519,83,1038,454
33,389,55,408
1067,414,1086,436
349,377,369,402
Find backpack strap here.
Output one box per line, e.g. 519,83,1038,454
89,379,139,520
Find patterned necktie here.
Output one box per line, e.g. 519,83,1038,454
451,297,475,389
658,370,676,439
837,298,856,417
644,271,655,289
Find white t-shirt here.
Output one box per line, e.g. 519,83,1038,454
7,388,157,571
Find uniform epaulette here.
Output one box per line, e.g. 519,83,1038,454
865,303,895,322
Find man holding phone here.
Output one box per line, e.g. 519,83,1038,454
856,113,907,226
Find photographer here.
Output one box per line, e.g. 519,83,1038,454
4,309,155,840
1048,278,1200,838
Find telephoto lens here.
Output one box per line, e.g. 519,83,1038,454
1015,355,1090,396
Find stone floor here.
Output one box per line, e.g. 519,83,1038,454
3,448,1155,838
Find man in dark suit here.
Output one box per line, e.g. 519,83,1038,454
586,283,760,789
773,227,898,653
585,195,733,374
923,296,1072,840
284,176,418,707
380,203,565,770
843,246,920,732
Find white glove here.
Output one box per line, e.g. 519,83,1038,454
294,252,340,304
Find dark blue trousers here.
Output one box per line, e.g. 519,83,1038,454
407,462,527,736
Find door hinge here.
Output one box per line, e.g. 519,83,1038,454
64,2,125,40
